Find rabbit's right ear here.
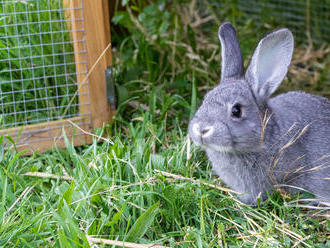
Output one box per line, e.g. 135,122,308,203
218,22,244,80
245,28,294,98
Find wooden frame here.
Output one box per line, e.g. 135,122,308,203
1,0,114,153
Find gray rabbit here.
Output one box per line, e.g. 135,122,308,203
189,22,330,206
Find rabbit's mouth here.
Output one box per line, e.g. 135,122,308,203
201,144,235,153
189,130,235,153
190,135,233,151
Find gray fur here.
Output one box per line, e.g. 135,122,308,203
188,23,330,205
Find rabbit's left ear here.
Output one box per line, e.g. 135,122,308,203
218,22,244,80
245,28,294,98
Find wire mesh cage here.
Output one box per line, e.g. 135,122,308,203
237,0,330,44
0,0,87,128
0,0,114,153
205,0,329,45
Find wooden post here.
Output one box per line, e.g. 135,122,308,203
64,0,113,129
64,0,90,119
82,0,113,129
63,0,92,145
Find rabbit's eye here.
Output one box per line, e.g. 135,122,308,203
231,104,242,118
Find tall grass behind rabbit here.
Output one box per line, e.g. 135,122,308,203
189,22,330,206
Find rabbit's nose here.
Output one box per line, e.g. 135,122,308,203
192,123,214,138
200,126,214,138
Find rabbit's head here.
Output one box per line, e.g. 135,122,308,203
189,23,294,153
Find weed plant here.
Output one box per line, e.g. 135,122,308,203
0,0,329,247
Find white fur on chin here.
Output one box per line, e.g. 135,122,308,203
202,144,235,153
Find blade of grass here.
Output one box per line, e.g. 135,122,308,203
125,201,160,242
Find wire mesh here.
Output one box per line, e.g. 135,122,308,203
205,0,329,45
237,0,330,44
0,0,90,129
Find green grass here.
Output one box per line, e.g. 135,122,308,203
1,115,329,247
0,0,330,247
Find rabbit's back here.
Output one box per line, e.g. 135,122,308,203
269,91,330,201
270,91,330,122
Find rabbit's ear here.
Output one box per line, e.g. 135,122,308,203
218,22,244,80
245,28,294,98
